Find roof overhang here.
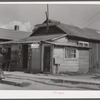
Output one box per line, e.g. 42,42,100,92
42,41,91,49
0,40,39,45
0,34,67,45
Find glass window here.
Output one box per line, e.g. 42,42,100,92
65,48,76,58
78,42,84,46
84,43,89,47
78,41,89,47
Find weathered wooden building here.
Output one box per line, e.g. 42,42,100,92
0,26,31,71
1,19,100,74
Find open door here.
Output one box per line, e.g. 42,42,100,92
43,46,51,73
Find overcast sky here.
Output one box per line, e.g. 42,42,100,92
0,4,100,32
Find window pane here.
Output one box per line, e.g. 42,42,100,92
84,43,88,47
73,53,76,58
65,48,76,58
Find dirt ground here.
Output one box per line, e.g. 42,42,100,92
0,77,81,90
0,71,100,90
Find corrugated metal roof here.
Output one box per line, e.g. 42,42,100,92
0,28,31,40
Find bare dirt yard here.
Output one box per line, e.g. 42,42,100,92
0,71,100,90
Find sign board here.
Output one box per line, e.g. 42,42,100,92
31,44,39,48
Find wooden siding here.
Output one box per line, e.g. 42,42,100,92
89,42,100,72
31,26,64,36
54,37,77,45
54,37,68,43
52,37,90,74
53,46,79,74
30,43,41,73
98,43,100,70
78,50,89,74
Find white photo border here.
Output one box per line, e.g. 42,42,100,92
0,1,100,99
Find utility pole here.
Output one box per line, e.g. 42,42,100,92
45,4,49,34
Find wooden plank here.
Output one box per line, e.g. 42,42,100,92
89,42,100,69
31,47,41,73
53,46,79,73
79,50,89,73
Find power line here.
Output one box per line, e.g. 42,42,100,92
86,16,100,27
82,11,100,27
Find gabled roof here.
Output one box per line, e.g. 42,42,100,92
1,19,100,45
36,19,100,41
0,28,31,40
57,23,100,41
21,34,65,42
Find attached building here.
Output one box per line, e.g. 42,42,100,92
0,26,31,71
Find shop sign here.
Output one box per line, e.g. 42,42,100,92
31,44,39,48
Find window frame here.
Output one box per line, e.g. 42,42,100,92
78,41,89,47
64,47,77,60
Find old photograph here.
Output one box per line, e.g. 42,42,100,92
0,3,100,90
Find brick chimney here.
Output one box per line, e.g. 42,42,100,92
14,25,19,31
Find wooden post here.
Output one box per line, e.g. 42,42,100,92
56,64,59,75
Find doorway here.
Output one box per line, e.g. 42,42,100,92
22,44,28,69
43,46,51,73
3,47,11,71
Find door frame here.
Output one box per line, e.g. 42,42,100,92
41,44,53,74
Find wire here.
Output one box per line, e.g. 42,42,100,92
86,16,100,27
82,11,100,27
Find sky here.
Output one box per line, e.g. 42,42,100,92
0,4,100,32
